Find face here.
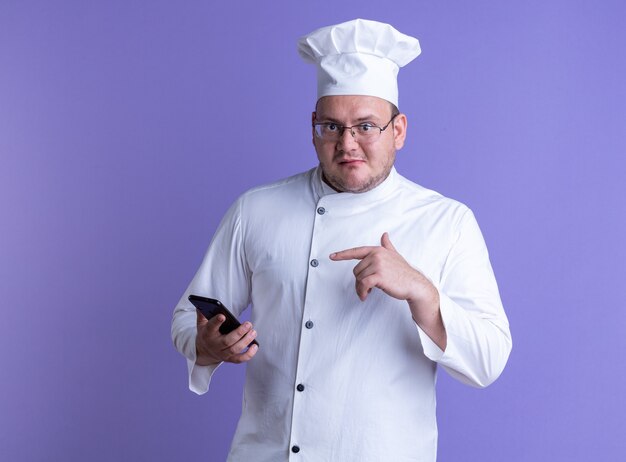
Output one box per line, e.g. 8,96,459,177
312,95,407,193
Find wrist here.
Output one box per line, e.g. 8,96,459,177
195,348,220,366
407,285,440,322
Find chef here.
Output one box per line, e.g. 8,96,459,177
172,18,512,462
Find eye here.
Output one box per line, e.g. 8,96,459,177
327,123,339,132
357,123,375,133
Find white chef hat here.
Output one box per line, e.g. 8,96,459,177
297,18,421,107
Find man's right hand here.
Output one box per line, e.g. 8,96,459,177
195,310,259,366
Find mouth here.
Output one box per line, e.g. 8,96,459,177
337,158,366,165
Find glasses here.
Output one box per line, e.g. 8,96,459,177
313,114,399,143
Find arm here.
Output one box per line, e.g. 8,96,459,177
330,210,511,388
421,209,512,387
171,197,255,394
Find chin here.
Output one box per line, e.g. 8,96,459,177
339,178,376,193
322,167,379,193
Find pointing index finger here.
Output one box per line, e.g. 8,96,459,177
330,246,376,261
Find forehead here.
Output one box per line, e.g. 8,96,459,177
315,95,392,121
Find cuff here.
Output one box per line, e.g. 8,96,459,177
187,357,221,395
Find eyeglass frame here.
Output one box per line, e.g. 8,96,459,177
312,113,400,142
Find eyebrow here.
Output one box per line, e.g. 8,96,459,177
316,114,382,124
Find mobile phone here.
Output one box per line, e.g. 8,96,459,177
188,294,258,347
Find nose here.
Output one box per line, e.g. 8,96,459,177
337,127,358,150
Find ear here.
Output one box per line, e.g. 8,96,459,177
392,113,408,150
311,111,317,146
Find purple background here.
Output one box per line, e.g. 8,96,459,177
1,1,625,461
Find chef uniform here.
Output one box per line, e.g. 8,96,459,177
172,19,512,462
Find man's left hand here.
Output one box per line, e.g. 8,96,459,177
330,232,446,349
330,232,434,303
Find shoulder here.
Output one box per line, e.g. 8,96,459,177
229,168,317,219
241,168,315,199
394,171,472,223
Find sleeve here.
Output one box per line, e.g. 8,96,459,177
170,196,252,395
416,208,512,388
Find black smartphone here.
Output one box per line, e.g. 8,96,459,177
188,294,258,347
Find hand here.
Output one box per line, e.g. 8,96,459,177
330,232,446,349
330,232,436,305
195,311,259,366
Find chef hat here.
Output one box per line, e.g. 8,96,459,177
297,18,421,107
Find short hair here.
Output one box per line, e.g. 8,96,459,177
315,99,401,118
389,102,400,117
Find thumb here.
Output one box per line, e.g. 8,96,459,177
196,309,225,333
381,232,397,252
196,309,209,326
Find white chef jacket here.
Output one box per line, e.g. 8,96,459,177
171,166,512,462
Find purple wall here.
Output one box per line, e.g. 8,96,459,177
1,1,625,460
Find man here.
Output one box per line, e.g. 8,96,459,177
172,19,512,461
